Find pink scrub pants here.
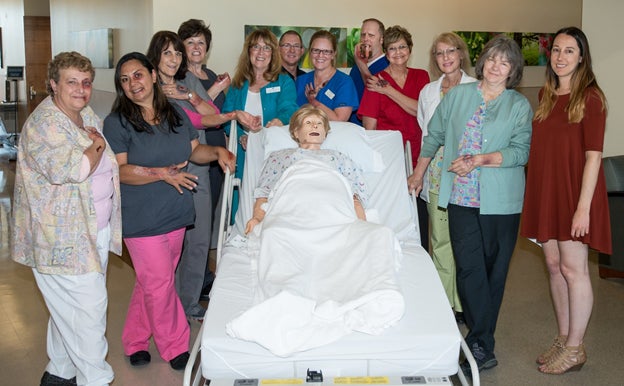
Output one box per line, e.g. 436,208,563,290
122,227,190,361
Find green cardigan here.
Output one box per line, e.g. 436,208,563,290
421,82,533,215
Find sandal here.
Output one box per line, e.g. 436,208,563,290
536,335,566,364
538,344,586,374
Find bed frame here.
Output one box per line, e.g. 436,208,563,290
183,121,480,386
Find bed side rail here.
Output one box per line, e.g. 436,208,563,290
216,119,240,266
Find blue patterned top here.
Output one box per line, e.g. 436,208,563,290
254,148,368,207
449,85,486,208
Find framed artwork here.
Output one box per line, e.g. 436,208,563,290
455,31,554,66
68,28,114,68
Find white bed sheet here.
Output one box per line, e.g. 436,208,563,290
201,129,461,379
202,240,460,379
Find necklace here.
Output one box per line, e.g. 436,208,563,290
53,98,84,130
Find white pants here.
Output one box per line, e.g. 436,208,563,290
33,226,114,386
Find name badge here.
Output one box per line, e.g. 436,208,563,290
324,89,335,100
266,86,281,94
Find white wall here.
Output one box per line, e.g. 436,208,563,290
152,0,581,88
583,0,623,157
30,0,624,150
51,0,153,93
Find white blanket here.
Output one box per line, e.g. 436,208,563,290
226,160,405,357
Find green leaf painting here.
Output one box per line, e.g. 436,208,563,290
455,31,554,66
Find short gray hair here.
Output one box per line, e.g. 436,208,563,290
474,35,524,89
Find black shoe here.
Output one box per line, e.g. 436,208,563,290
169,351,190,370
129,350,151,367
40,371,77,386
460,343,498,376
455,311,465,324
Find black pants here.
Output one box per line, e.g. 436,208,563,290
416,196,429,251
447,204,520,353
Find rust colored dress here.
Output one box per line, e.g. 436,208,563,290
521,89,612,254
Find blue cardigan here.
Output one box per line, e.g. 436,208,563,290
421,82,533,215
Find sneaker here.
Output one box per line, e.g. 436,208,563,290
170,351,190,370
187,305,206,322
460,343,498,376
129,350,151,367
40,371,77,386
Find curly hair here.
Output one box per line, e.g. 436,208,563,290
46,51,95,97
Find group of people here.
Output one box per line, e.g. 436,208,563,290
9,14,610,386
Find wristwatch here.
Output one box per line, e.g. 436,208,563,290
188,92,193,101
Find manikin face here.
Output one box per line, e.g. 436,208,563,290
279,34,304,67
184,35,208,66
50,68,93,114
118,59,158,106
158,42,183,79
295,114,327,149
435,42,461,75
550,33,582,82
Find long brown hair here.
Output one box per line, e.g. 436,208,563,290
232,29,282,88
534,27,607,123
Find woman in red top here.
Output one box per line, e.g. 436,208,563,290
521,27,611,375
358,25,429,167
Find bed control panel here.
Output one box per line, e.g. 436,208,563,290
225,376,452,386
401,376,451,385
306,369,324,383
234,379,259,386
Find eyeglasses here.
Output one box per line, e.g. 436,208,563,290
387,44,409,53
251,44,273,52
434,47,459,58
310,48,334,56
280,43,303,50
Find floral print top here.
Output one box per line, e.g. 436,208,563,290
11,97,122,275
449,86,486,208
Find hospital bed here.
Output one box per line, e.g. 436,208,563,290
184,121,479,386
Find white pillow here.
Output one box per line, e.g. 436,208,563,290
262,121,385,172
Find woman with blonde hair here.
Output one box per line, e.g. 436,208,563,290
521,26,611,374
223,28,298,215
417,32,476,323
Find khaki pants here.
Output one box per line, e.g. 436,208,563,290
427,192,462,312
